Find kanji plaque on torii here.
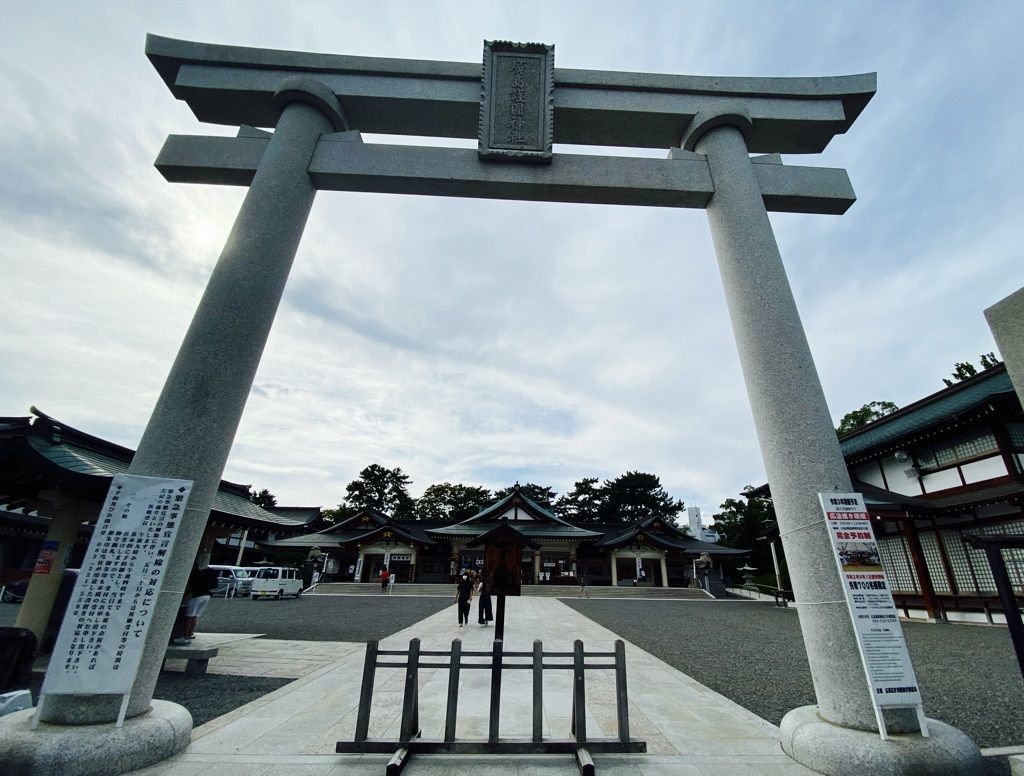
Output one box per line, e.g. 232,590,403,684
478,40,554,163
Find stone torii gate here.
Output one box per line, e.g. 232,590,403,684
0,35,981,775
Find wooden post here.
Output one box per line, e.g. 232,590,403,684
444,639,462,743
902,514,942,621
488,639,503,743
571,639,587,742
399,638,420,742
532,639,543,742
614,639,630,742
354,640,378,742
495,593,506,641
983,547,1024,681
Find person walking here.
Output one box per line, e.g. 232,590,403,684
455,572,473,627
477,574,493,626
578,572,590,599
379,566,390,592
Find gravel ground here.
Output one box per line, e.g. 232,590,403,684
562,598,1024,749
3,595,451,728
197,593,452,641
21,673,291,728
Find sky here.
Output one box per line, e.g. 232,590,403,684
2,2,1022,520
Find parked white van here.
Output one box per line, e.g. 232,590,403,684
207,565,253,598
250,567,303,599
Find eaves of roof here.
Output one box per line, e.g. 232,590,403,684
839,365,1016,459
10,411,314,531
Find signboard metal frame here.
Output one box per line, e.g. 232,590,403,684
818,492,929,740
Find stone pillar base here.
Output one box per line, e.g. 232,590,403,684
0,700,191,775
780,705,981,776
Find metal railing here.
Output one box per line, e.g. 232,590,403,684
337,637,646,775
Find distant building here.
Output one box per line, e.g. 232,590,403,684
264,485,745,591
684,506,720,543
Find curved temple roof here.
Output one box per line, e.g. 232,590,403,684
146,34,875,154
0,410,318,532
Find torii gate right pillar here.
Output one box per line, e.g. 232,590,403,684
687,117,981,773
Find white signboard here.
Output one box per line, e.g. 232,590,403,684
818,492,928,739
43,474,193,698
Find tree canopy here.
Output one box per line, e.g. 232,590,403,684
942,352,1002,387
416,482,492,522
492,483,557,507
248,488,277,509
554,477,605,523
597,471,684,524
712,487,780,582
342,464,416,520
836,400,899,436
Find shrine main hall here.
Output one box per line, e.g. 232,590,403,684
264,485,743,591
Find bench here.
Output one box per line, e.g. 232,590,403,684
162,645,219,675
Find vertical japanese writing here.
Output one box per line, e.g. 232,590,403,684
44,475,192,696
506,57,529,145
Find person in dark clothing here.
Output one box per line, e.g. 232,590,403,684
455,573,473,627
477,576,493,626
180,563,218,643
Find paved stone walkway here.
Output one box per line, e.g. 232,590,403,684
164,634,363,680
134,597,814,775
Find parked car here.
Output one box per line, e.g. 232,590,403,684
207,565,253,598
250,567,303,599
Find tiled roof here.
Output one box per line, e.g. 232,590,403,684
839,365,1015,458
427,521,602,539
5,410,316,531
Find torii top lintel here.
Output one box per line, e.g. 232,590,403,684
146,34,875,155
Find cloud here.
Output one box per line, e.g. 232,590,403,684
2,1,1021,517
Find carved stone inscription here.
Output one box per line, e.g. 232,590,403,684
479,40,553,163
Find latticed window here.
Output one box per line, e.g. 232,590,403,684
940,529,986,594
917,532,952,593
964,520,1024,592
1006,423,1024,450
915,429,998,471
877,535,918,593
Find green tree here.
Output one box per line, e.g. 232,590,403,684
980,351,1001,369
343,464,416,519
555,477,606,523
249,488,277,509
416,483,492,522
318,505,355,525
943,352,1002,387
493,483,558,507
597,471,684,524
712,487,779,582
836,400,899,436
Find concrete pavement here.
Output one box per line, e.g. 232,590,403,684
134,596,815,775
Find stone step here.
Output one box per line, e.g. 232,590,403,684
310,582,713,598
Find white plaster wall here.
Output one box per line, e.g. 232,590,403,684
853,461,885,489
880,456,923,496
497,506,534,521
960,455,1007,484
920,468,962,493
